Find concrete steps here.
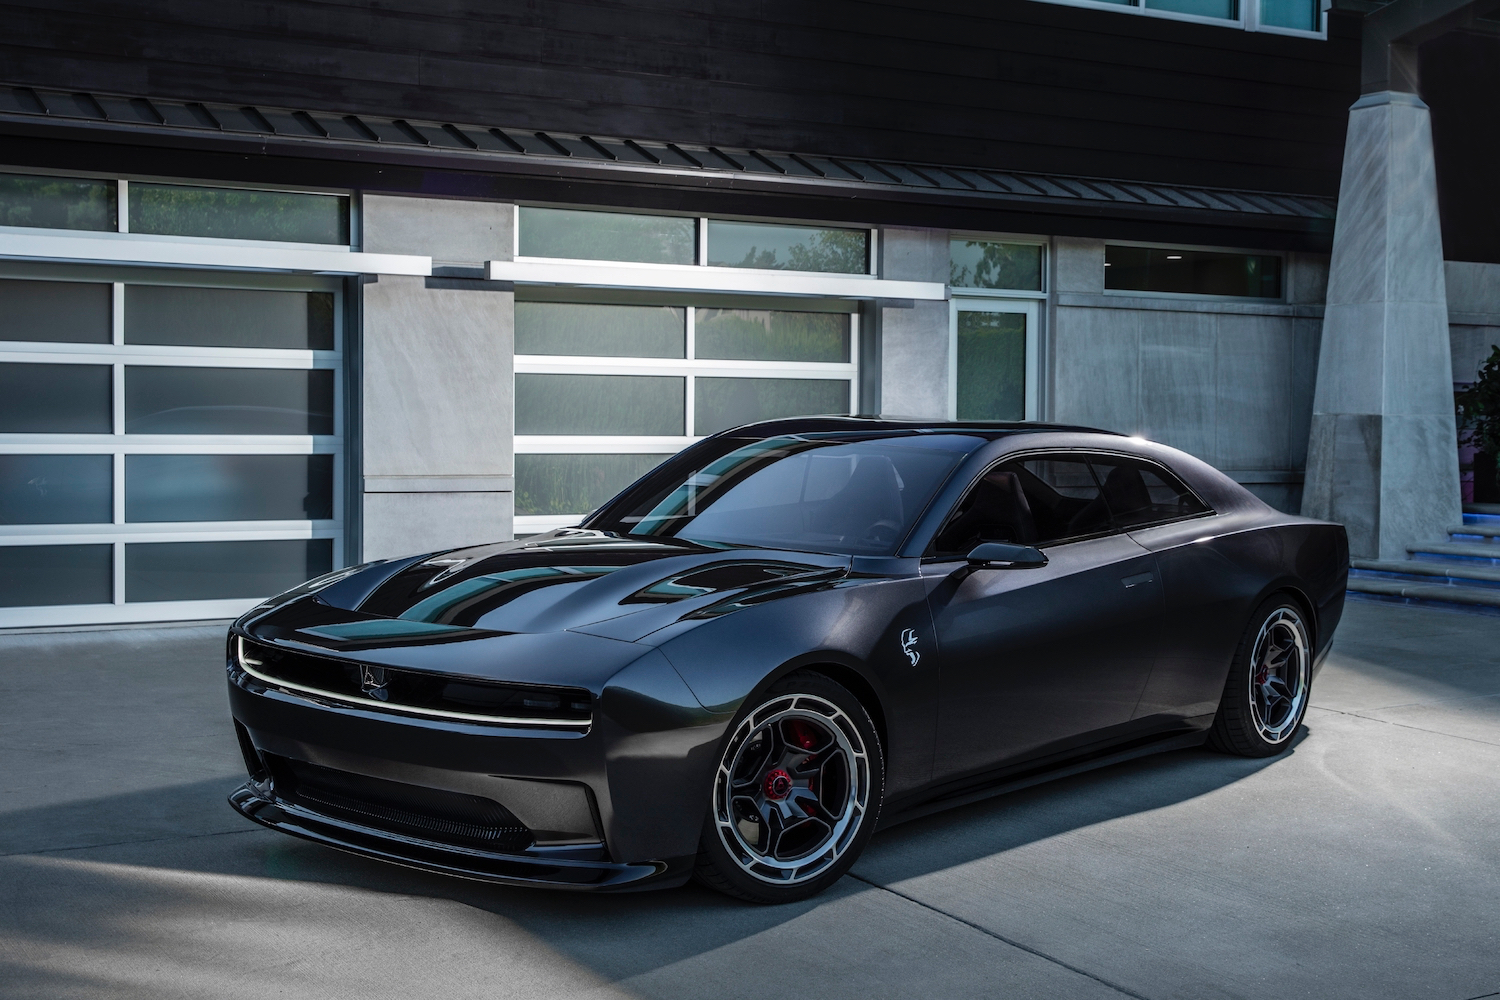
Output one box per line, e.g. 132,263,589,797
1346,508,1500,614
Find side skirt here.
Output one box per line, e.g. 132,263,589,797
875,727,1210,830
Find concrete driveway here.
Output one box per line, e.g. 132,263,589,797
2,600,1497,1000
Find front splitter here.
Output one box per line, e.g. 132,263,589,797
228,783,693,892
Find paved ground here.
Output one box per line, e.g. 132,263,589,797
1,600,1497,1000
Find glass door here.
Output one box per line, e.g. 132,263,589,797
949,298,1039,421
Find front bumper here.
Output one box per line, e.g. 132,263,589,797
228,781,692,891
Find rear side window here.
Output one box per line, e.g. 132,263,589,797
1087,455,1209,529
930,451,1209,557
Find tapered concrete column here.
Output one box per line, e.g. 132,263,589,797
1302,91,1461,560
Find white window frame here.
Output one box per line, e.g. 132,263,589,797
0,261,346,628
1024,0,1326,39
513,300,861,535
949,297,1042,423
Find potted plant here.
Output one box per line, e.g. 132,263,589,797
1457,345,1500,504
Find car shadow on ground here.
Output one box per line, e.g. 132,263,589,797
2,730,1299,989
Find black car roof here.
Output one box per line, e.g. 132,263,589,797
716,415,1121,440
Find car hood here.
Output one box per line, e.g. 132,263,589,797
248,530,850,647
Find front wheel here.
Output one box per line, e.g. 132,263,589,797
1208,596,1313,757
693,671,883,903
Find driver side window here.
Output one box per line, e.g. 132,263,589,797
931,454,1107,557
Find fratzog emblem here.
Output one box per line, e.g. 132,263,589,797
900,628,921,667
360,664,390,701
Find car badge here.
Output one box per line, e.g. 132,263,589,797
360,664,390,701
900,628,921,667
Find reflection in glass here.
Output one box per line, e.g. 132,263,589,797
0,279,112,344
1259,0,1317,29
0,544,112,607
604,434,973,557
0,363,112,433
125,367,335,435
129,184,349,245
518,207,696,264
1144,0,1236,17
515,453,670,516
707,221,868,273
694,378,849,436
0,174,116,231
126,538,333,602
515,302,684,358
1105,246,1281,298
126,454,334,522
515,374,683,436
0,455,112,524
695,310,850,363
956,311,1026,421
949,240,1043,291
125,286,335,350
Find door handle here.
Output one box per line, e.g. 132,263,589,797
1121,571,1154,589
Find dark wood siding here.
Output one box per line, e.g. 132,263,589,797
0,0,1360,196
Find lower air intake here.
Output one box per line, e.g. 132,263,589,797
267,755,533,852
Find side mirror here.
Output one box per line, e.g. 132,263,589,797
966,542,1048,569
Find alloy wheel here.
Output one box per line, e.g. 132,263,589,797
1247,607,1310,744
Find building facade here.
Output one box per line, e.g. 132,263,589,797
0,0,1495,626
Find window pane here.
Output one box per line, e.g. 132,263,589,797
707,221,869,274
1105,246,1281,298
0,279,112,344
1087,456,1210,528
125,367,335,435
0,174,115,231
515,302,684,358
695,309,851,363
126,538,333,602
956,311,1026,421
125,286,335,350
1259,0,1317,29
10,543,109,600
518,207,695,264
0,544,112,607
1017,457,1109,542
949,240,1043,291
129,184,349,245
516,453,671,516
0,363,112,433
694,377,849,436
515,373,683,435
0,455,112,524
126,454,334,522
1144,0,1236,17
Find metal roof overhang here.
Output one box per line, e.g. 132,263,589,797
0,85,1338,253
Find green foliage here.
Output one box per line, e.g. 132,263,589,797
518,208,696,265
955,312,1026,420
732,229,868,273
0,175,115,231
129,184,348,244
1456,345,1500,457
515,454,669,516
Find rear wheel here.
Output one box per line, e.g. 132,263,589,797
1208,596,1312,757
693,671,883,903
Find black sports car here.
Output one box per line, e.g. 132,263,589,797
226,418,1348,903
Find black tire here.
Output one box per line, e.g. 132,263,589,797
693,670,884,904
1208,595,1313,757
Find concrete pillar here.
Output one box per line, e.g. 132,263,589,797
358,195,516,560
1301,91,1461,561
877,227,950,418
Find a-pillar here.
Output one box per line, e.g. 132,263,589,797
1301,91,1460,560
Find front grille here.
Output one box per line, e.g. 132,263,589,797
237,637,591,725
266,755,533,852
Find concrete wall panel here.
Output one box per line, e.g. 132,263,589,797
1051,305,1140,434
878,228,950,419
362,194,514,265
362,491,514,561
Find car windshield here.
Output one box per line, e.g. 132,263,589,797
592,434,979,556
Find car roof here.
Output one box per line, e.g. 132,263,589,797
716,415,1121,440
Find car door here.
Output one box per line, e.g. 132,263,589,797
925,453,1165,784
